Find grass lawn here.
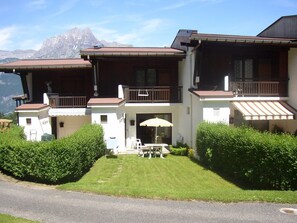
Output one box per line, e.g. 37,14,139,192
59,155,297,203
0,213,38,223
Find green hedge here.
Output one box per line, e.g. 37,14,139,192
196,122,297,190
0,124,105,184
170,146,188,156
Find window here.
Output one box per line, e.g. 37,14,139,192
234,58,254,81
100,115,108,124
135,68,157,86
26,118,32,125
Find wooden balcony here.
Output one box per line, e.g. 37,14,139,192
123,86,182,103
230,81,280,96
48,95,87,108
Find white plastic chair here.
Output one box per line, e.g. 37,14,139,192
136,139,149,157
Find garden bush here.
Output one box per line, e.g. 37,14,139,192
170,146,188,156
170,143,189,156
0,124,105,184
196,122,297,190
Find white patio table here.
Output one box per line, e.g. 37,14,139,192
144,143,168,159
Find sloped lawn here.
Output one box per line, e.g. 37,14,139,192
59,155,297,203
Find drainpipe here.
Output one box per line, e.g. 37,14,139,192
190,93,193,148
92,60,98,97
191,40,202,88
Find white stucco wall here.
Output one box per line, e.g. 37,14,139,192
90,106,125,152
190,94,203,149
202,101,230,124
190,97,230,149
57,115,91,139
177,49,196,148
288,48,297,109
18,108,51,141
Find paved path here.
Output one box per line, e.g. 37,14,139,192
0,179,296,223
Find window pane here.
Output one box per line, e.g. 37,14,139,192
147,69,157,86
234,60,243,80
100,115,108,124
135,69,145,86
244,59,253,80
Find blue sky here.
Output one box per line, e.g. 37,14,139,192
0,0,296,50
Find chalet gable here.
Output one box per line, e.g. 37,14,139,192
258,15,297,39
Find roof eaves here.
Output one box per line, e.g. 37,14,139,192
190,34,296,45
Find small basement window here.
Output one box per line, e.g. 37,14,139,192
26,118,32,125
100,115,108,124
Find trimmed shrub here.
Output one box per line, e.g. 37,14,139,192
170,146,188,156
0,124,105,184
196,122,297,190
170,143,190,156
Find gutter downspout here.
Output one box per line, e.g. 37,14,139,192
91,59,98,97
192,40,202,88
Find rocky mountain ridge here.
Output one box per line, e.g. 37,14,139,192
0,27,130,113
0,27,130,60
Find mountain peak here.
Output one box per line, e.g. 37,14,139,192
32,27,129,59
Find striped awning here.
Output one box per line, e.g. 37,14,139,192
232,101,295,120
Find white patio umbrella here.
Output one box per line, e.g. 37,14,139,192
140,117,173,143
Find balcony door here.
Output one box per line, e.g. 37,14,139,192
136,113,172,144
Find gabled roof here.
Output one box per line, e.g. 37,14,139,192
0,59,91,71
258,15,297,38
190,33,297,46
80,47,185,58
171,29,197,51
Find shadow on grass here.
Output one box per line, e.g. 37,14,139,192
188,157,256,190
105,154,118,159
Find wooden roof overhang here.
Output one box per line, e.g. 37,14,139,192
15,103,50,112
188,33,297,48
0,58,92,73
87,98,125,108
80,47,186,61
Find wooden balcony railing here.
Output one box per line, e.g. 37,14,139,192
123,86,182,103
230,81,280,96
49,95,87,108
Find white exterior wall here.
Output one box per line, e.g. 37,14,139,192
288,48,297,109
177,48,196,147
18,108,51,141
57,115,91,139
191,94,203,148
202,101,230,124
91,106,125,152
285,47,297,133
190,97,230,149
